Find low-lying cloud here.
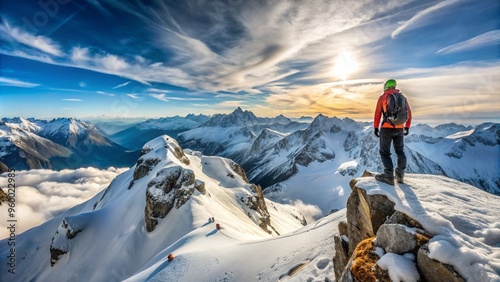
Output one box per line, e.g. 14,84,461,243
289,199,323,224
0,167,127,239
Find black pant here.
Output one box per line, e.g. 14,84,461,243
379,128,406,176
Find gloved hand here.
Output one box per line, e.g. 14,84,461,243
404,127,409,136
374,128,380,138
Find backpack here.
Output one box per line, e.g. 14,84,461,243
384,92,408,126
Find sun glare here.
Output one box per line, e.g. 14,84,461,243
333,51,358,80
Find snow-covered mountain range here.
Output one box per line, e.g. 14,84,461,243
0,117,137,170
1,136,498,281
173,108,500,212
110,114,210,150
2,108,499,212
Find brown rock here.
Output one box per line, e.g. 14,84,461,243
228,160,249,183
385,210,424,229
0,161,8,174
346,183,395,256
347,237,390,282
417,243,465,282
0,189,7,204
338,221,348,237
333,235,350,281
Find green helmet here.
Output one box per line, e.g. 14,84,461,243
384,79,397,90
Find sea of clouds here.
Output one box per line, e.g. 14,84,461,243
0,167,127,239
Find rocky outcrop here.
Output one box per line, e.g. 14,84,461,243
333,234,349,280
49,216,87,266
244,184,274,233
0,163,8,204
144,166,197,232
346,173,395,255
333,172,465,282
0,161,8,174
0,189,7,204
417,244,465,282
129,157,161,189
228,160,249,183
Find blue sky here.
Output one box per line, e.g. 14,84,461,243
0,0,499,123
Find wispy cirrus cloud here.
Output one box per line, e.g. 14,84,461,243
0,1,407,93
112,81,131,89
392,0,462,39
62,98,83,102
437,30,500,54
0,19,63,56
149,93,169,102
126,93,140,99
0,76,39,88
96,91,115,96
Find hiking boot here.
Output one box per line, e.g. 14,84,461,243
395,172,404,184
375,173,394,185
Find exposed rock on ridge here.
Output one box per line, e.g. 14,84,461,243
333,172,465,282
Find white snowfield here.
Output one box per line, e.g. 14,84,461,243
1,135,499,281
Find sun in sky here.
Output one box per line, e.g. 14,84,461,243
333,50,358,81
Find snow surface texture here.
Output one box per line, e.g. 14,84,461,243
355,175,500,281
0,167,127,238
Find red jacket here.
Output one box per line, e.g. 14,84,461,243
374,88,412,129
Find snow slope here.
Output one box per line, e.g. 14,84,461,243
0,136,306,281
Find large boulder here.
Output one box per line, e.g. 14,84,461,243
417,243,465,282
375,224,418,254
346,177,395,255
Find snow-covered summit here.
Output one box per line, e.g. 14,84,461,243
201,107,294,128
202,107,260,127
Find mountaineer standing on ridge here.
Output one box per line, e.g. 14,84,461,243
373,79,412,185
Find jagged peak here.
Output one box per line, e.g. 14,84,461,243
141,135,190,166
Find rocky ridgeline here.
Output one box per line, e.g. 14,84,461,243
333,171,465,282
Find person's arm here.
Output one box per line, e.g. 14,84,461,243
374,96,383,128
405,99,412,128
